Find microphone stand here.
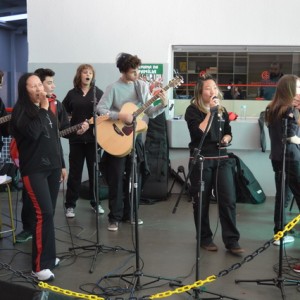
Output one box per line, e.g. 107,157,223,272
69,81,121,273
235,118,300,299
104,115,181,295
172,106,237,300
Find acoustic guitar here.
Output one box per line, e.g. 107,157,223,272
97,76,183,157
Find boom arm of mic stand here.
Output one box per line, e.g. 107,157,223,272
172,110,216,213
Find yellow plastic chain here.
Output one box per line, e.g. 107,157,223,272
273,214,300,241
149,275,216,299
38,282,105,300
38,214,300,300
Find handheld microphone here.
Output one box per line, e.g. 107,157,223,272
212,96,219,103
210,96,219,113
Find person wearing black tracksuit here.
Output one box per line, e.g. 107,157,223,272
10,73,63,281
16,68,71,243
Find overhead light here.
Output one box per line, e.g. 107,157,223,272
0,14,27,22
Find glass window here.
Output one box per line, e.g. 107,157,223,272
173,46,300,100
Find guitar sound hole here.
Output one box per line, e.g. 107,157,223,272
113,123,124,136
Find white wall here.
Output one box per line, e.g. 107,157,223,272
27,0,300,100
28,0,300,63
27,0,300,195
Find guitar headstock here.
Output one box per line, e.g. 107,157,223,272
168,76,184,89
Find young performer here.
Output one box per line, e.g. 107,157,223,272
265,74,300,245
63,64,104,218
15,68,87,242
10,73,63,281
97,53,168,231
185,74,244,254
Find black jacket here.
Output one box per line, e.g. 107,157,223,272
11,105,62,176
62,86,103,144
185,104,232,156
268,106,300,161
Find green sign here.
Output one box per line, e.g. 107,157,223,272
139,64,163,75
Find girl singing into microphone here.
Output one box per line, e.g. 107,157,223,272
185,74,244,254
10,73,63,281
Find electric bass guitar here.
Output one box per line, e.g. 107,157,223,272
97,76,183,157
10,115,108,167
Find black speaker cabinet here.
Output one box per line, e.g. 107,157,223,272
0,280,76,300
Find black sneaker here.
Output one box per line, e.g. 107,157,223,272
16,230,32,243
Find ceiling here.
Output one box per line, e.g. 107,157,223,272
0,0,27,33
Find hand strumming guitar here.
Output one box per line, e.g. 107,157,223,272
118,112,134,124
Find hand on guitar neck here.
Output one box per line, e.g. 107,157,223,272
118,112,134,125
76,119,90,135
153,89,168,107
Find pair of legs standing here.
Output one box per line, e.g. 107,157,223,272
272,160,300,235
23,168,61,280
102,150,142,231
189,158,242,252
65,142,104,217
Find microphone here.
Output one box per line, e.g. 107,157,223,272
210,106,218,113
210,96,219,113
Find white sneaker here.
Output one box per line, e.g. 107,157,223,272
107,222,118,231
31,269,54,281
273,235,295,246
130,218,144,225
66,208,75,218
92,204,104,214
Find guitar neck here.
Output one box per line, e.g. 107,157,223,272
59,116,106,137
0,114,12,125
133,83,172,118
59,123,82,137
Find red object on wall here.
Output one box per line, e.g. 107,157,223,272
228,111,238,121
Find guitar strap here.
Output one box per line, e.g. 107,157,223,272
134,80,144,104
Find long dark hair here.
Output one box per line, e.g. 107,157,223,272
10,73,40,135
265,74,300,125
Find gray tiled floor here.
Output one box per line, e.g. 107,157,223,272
1,188,300,300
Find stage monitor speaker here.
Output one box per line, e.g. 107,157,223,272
0,280,77,300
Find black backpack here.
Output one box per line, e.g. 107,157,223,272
229,153,266,204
